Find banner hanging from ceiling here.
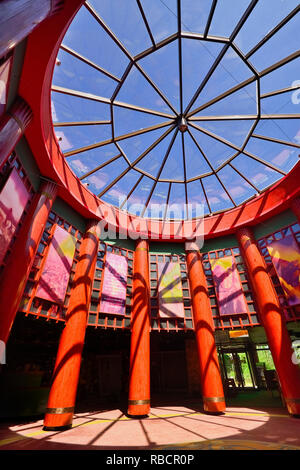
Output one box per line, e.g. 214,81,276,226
211,256,248,315
0,168,31,265
100,252,128,315
158,262,185,318
267,234,300,306
36,225,76,304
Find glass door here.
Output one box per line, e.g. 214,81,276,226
221,350,255,389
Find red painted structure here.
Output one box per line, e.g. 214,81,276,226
43,220,100,430
0,180,57,344
128,240,151,417
16,0,300,242
237,227,300,416
186,244,226,414
0,0,299,428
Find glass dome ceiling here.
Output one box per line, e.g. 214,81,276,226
51,0,300,219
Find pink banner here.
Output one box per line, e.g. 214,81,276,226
0,168,30,265
100,252,128,315
267,234,300,306
0,56,12,116
158,262,185,318
211,256,248,315
36,225,76,304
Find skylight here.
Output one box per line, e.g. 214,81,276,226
51,0,300,219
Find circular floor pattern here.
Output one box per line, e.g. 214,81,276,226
156,439,300,451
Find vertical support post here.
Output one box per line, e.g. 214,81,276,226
0,180,57,345
0,97,32,169
43,220,100,431
128,239,151,417
185,243,226,414
237,227,300,416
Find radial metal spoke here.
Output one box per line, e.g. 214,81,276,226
260,50,300,79
79,154,122,180
187,76,257,118
242,150,287,175
187,129,216,173
134,62,178,116
215,173,237,207
260,114,300,119
245,5,300,59
64,120,174,157
180,32,229,43
189,122,242,153
203,0,218,38
228,162,260,193
163,182,172,220
184,0,259,115
141,129,178,216
181,132,188,216
252,134,300,149
85,2,134,62
261,84,300,99
53,120,111,127
136,0,156,47
200,178,212,214
52,85,175,119
177,0,183,115
60,44,121,82
96,125,176,197
120,173,144,210
189,114,258,121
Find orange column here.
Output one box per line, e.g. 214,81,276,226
0,97,32,169
0,0,64,58
43,220,100,431
185,242,226,414
291,198,300,223
128,239,151,417
0,180,57,345
237,227,300,416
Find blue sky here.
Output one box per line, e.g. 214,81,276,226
51,0,300,218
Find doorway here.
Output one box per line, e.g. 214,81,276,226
218,348,256,389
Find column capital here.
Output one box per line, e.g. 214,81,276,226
7,97,32,132
40,179,58,200
236,226,255,245
86,219,101,238
49,0,65,16
135,239,149,252
185,240,201,253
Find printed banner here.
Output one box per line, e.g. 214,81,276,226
100,252,128,315
0,56,12,116
158,262,185,318
267,234,300,306
211,256,248,315
36,225,76,304
0,168,31,265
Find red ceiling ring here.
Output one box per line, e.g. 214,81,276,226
19,0,300,241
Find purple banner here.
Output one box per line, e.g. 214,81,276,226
267,234,300,306
36,225,76,304
158,262,185,318
100,252,128,315
211,256,248,315
0,168,30,265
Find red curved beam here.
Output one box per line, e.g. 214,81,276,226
19,0,300,241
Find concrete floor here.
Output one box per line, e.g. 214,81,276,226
0,404,300,450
